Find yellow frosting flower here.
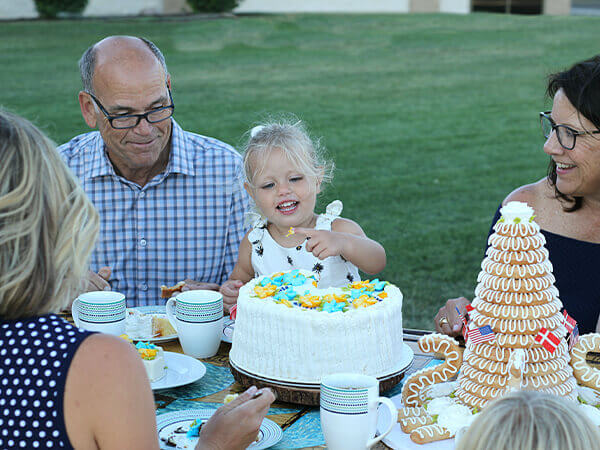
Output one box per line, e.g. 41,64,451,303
378,292,388,299
138,348,158,360
299,295,321,308
253,284,277,298
350,280,372,290
353,295,378,308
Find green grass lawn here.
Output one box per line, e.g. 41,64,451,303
1,12,599,329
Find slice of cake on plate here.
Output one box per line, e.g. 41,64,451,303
136,341,167,382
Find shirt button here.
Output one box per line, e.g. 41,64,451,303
140,238,147,247
140,283,148,291
139,191,146,198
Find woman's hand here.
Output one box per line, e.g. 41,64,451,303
220,280,243,313
196,386,276,450
434,297,471,337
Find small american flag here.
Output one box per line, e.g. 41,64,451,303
456,307,469,341
535,327,561,353
229,304,238,321
469,325,495,344
562,310,577,333
568,324,580,351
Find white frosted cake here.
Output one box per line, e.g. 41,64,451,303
136,342,166,382
230,269,403,383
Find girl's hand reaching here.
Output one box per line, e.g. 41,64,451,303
294,227,345,260
220,280,244,313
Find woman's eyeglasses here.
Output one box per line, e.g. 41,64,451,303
539,111,600,150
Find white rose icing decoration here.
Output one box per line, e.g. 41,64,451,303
577,385,600,406
437,404,476,435
500,201,535,224
426,396,456,415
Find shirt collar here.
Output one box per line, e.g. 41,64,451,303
88,119,195,179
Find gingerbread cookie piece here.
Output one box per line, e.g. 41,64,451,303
571,333,600,390
401,334,462,407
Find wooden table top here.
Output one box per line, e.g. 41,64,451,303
159,329,435,450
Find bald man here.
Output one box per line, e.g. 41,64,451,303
59,36,249,307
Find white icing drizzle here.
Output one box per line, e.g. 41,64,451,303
488,233,546,251
481,258,552,279
493,221,540,237
475,285,558,306
477,272,555,293
399,406,427,419
455,388,489,409
467,337,568,363
485,247,548,265
470,310,564,335
472,297,562,320
464,350,569,376
459,378,508,399
412,424,452,440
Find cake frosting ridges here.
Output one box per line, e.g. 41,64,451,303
230,269,403,383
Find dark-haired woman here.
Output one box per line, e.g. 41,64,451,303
435,55,600,336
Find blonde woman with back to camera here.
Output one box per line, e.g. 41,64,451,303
456,391,600,450
0,110,274,449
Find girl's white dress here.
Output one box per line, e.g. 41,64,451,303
248,200,361,287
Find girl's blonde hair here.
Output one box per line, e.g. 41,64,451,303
457,391,600,450
242,117,334,192
0,110,99,320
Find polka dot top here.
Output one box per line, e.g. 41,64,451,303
0,314,94,449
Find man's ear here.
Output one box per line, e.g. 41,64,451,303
78,91,98,128
244,182,255,202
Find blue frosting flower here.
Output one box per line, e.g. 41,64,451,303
350,288,366,299
187,419,203,438
135,341,157,350
260,277,272,287
322,300,345,313
373,281,386,291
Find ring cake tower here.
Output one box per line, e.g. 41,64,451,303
455,201,577,408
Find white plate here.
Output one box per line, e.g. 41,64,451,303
222,317,234,343
157,409,283,449
230,343,414,387
126,306,178,343
151,352,206,391
377,394,456,449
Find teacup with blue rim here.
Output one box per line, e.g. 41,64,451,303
166,290,223,358
320,373,397,450
72,291,126,335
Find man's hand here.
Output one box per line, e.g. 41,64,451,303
181,279,220,292
220,280,243,313
434,297,471,337
294,227,345,260
86,266,112,292
196,386,275,450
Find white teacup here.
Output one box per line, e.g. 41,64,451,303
320,373,398,450
72,291,126,335
166,290,223,358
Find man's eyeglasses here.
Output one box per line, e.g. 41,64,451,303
88,88,175,130
539,111,600,151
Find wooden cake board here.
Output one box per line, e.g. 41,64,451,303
230,361,410,406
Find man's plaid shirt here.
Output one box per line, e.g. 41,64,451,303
58,120,249,306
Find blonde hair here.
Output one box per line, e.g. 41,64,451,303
0,110,99,319
457,391,600,450
242,118,335,192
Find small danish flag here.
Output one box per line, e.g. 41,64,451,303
562,310,577,333
535,327,560,353
229,304,238,321
568,324,580,351
456,307,469,341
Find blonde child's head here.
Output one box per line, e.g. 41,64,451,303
242,118,334,194
457,391,600,450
